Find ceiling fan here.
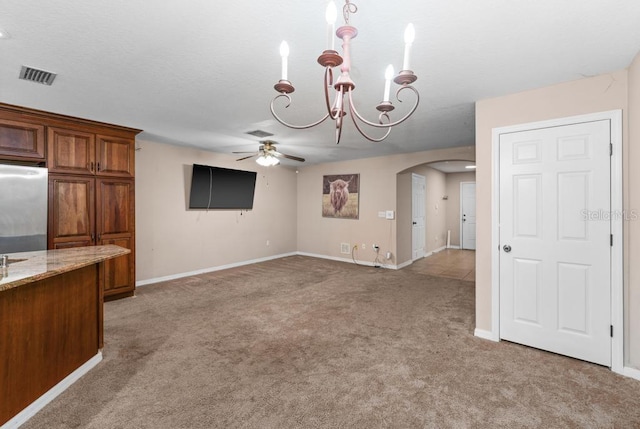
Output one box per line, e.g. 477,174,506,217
234,140,305,165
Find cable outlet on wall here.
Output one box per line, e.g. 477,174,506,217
266,240,270,246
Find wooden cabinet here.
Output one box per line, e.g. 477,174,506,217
47,127,95,175
48,175,95,249
0,117,45,161
49,175,135,299
96,134,135,177
96,178,135,297
0,102,141,300
48,128,134,177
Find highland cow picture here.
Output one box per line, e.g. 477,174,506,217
322,174,359,219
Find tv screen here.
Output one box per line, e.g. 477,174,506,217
189,164,257,210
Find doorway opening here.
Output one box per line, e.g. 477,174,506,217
397,160,476,280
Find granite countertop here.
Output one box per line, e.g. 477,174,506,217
0,245,130,292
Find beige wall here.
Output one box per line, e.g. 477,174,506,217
475,68,636,367
627,52,640,367
135,139,298,282
297,146,475,267
424,168,448,253
445,171,476,247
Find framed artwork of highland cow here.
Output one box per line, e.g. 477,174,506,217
322,174,360,219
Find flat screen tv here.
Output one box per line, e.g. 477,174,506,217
188,164,257,210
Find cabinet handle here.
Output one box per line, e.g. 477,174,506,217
91,233,95,241
98,234,101,242
90,162,94,172
97,162,100,172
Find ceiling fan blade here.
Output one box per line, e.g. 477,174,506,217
273,151,305,162
232,151,258,154
236,154,257,161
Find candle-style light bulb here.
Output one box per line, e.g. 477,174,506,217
325,1,337,51
280,41,290,81
383,64,394,102
402,23,415,71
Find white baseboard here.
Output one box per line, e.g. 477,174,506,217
447,245,461,249
2,353,102,429
296,252,399,270
136,252,297,287
621,365,640,381
474,328,499,342
396,259,413,269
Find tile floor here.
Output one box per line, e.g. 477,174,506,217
409,248,475,282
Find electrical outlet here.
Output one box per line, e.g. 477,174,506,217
361,243,366,250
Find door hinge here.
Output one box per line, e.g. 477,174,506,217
610,234,613,247
610,325,614,337
610,143,613,156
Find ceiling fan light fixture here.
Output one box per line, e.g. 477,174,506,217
256,154,279,167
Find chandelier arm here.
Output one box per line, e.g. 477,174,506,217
348,85,420,129
347,90,392,142
324,68,342,121
270,93,331,129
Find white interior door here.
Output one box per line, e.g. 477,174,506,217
461,182,476,250
412,173,425,260
499,119,612,366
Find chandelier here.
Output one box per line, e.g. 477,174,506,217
270,0,419,144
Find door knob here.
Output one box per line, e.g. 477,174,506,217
503,245,512,253
413,221,417,225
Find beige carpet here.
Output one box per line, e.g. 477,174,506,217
22,256,640,428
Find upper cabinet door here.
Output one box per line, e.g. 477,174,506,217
0,118,45,161
48,174,96,249
47,127,96,175
96,135,134,177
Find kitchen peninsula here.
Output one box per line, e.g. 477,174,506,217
0,245,130,428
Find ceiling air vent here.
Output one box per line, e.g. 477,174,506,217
246,130,274,138
19,65,57,86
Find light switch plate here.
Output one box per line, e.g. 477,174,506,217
385,210,395,220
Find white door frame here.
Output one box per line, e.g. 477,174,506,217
490,110,623,374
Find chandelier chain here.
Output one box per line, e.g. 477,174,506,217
343,1,357,25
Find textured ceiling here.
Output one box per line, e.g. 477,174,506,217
1,0,639,166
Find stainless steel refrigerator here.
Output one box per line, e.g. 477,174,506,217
0,164,48,253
